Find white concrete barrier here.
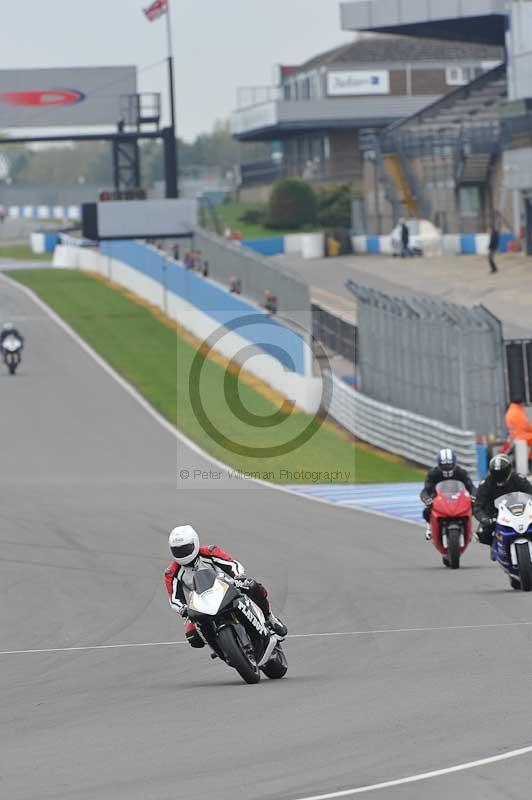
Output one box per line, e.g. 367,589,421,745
301,232,324,259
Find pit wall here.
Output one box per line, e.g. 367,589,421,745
52,241,322,414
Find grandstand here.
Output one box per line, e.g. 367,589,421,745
338,1,514,235
361,64,508,233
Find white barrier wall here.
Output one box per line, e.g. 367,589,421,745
53,244,323,415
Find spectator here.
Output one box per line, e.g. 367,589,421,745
488,223,500,274
505,395,532,459
400,220,410,258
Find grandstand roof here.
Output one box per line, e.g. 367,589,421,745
340,1,507,46
298,34,503,72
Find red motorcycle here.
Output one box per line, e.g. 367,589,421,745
429,480,473,569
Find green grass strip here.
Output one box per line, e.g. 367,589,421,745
0,244,52,261
8,268,423,484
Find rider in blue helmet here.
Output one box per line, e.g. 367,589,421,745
420,448,476,540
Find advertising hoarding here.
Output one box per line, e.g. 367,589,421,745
0,66,137,128
82,199,198,240
326,70,390,96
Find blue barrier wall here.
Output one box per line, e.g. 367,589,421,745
100,240,306,374
242,237,285,256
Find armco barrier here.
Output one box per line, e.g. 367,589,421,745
324,372,478,476
54,241,321,413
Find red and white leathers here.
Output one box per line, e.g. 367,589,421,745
164,545,271,647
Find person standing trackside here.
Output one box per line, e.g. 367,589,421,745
488,223,500,274
400,220,410,258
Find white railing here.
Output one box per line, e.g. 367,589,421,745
325,373,478,477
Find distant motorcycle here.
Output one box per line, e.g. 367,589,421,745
186,565,287,684
429,480,473,568
492,492,532,591
1,333,23,375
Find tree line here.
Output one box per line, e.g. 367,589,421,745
1,121,269,187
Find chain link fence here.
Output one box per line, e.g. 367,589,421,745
346,280,506,437
192,228,311,329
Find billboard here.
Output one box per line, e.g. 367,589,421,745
326,70,390,96
0,66,137,128
82,199,198,240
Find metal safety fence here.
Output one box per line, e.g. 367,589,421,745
346,281,506,438
192,228,311,329
311,304,358,364
324,372,478,476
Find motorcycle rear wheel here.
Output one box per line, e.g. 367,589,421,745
218,626,260,684
261,644,288,680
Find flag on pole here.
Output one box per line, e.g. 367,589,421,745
143,0,167,21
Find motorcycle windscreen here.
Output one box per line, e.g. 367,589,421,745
435,480,466,499
2,335,21,352
495,492,532,512
188,578,230,616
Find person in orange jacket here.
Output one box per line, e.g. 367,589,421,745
505,395,532,455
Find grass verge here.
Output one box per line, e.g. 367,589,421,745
0,244,52,261
8,268,423,484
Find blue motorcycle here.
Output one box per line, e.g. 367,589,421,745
492,492,532,591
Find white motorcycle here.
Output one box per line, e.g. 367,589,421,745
186,565,287,684
493,492,532,590
1,334,23,375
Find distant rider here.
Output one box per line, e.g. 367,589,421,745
474,455,532,546
421,448,476,540
164,525,287,648
0,322,23,351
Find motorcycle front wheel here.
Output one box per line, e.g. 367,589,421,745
516,543,532,592
447,525,461,569
261,643,288,679
217,626,260,684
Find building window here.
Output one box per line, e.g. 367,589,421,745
459,186,481,217
446,66,483,86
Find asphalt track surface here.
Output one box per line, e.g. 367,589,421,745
2,276,532,800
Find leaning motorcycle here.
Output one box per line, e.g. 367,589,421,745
492,492,532,591
429,480,473,568
186,566,287,684
1,334,23,375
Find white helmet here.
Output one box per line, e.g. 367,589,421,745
168,525,200,565
2,322,14,332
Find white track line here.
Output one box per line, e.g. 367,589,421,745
0,273,417,530
2,619,532,656
293,746,532,798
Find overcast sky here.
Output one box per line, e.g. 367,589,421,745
0,0,352,141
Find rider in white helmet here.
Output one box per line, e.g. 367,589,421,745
164,524,287,647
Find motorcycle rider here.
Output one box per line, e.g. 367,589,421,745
0,322,23,351
474,454,532,546
421,448,476,540
164,525,288,648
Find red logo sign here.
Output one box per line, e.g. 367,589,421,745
0,89,85,107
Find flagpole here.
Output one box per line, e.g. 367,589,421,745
165,0,178,197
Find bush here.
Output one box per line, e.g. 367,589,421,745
238,205,267,225
317,184,352,229
267,178,317,230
